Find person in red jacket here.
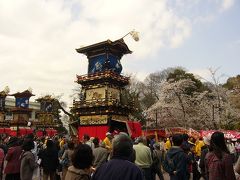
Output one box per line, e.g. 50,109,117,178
4,136,22,180
0,147,4,180
205,131,236,180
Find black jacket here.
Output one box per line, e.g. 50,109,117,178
92,156,144,180
166,146,189,180
38,148,59,172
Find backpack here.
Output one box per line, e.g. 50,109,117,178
162,153,176,174
60,150,69,167
60,157,69,167
151,150,160,172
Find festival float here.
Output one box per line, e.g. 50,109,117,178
70,37,142,140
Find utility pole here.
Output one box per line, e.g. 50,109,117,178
155,109,158,128
212,105,214,122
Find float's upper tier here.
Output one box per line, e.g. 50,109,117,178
76,39,132,74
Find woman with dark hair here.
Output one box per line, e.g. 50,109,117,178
65,144,94,180
38,139,59,180
20,139,38,180
4,137,22,180
205,131,236,180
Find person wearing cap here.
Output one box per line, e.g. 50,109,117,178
103,132,113,152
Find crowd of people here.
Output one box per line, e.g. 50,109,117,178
0,131,239,180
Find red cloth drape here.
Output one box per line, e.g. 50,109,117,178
45,129,53,137
4,128,11,135
52,129,57,136
78,126,109,141
26,129,33,135
127,121,142,138
10,130,17,136
0,128,4,134
36,130,43,137
19,128,27,136
142,129,166,137
45,129,57,137
199,130,240,139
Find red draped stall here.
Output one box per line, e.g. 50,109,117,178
45,129,57,137
36,130,44,137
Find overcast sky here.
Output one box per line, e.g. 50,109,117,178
0,0,239,105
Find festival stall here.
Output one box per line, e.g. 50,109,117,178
45,128,57,137
36,130,44,137
199,130,240,139
0,128,11,135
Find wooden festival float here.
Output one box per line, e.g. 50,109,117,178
70,39,142,140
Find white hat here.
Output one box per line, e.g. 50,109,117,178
203,134,211,145
106,132,111,136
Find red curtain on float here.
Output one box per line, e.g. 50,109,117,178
78,126,109,141
126,121,142,138
36,130,44,137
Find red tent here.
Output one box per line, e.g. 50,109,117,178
200,130,240,139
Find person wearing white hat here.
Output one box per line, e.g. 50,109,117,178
103,132,113,152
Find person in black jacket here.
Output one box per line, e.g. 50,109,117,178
92,133,144,180
38,139,59,180
163,134,189,180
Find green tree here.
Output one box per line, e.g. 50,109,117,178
167,68,207,95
